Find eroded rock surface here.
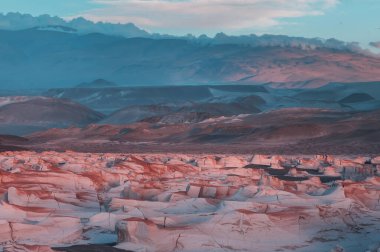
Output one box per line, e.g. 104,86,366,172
0,151,379,252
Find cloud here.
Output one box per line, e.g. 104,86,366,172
370,41,380,49
73,0,339,34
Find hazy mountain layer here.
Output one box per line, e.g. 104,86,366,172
1,29,380,89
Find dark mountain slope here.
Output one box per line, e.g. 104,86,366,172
0,97,104,135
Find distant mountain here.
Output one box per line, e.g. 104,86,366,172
0,12,149,38
0,12,372,58
0,13,366,53
0,25,379,89
75,79,118,88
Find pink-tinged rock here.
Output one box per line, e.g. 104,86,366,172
169,192,191,202
250,154,272,166
122,186,143,200
156,192,172,202
0,220,11,242
7,187,59,208
288,168,299,176
297,158,321,169
0,151,379,251
116,218,158,243
215,186,229,198
372,156,380,165
3,244,55,252
165,158,187,165
308,176,322,185
333,158,363,169
11,217,82,244
88,212,119,231
218,167,258,177
200,186,217,198
352,156,371,164
227,186,240,196
197,156,217,169
172,171,184,178
186,185,201,198
115,220,129,242
323,166,341,176
218,156,247,168
7,187,97,210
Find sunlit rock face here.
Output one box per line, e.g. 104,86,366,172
0,151,379,252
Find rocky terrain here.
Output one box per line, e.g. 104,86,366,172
0,151,378,252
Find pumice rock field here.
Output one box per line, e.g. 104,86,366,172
0,151,379,252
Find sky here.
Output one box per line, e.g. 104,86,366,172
0,0,379,48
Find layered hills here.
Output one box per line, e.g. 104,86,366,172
1,82,380,154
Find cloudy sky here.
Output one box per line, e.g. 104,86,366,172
0,0,379,48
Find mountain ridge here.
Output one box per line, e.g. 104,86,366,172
0,12,372,54
0,12,149,37
1,28,379,89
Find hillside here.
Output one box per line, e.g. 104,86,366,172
0,96,104,135
25,108,380,154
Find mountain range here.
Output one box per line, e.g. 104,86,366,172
0,12,149,37
0,29,379,89
0,13,365,51
0,13,379,89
